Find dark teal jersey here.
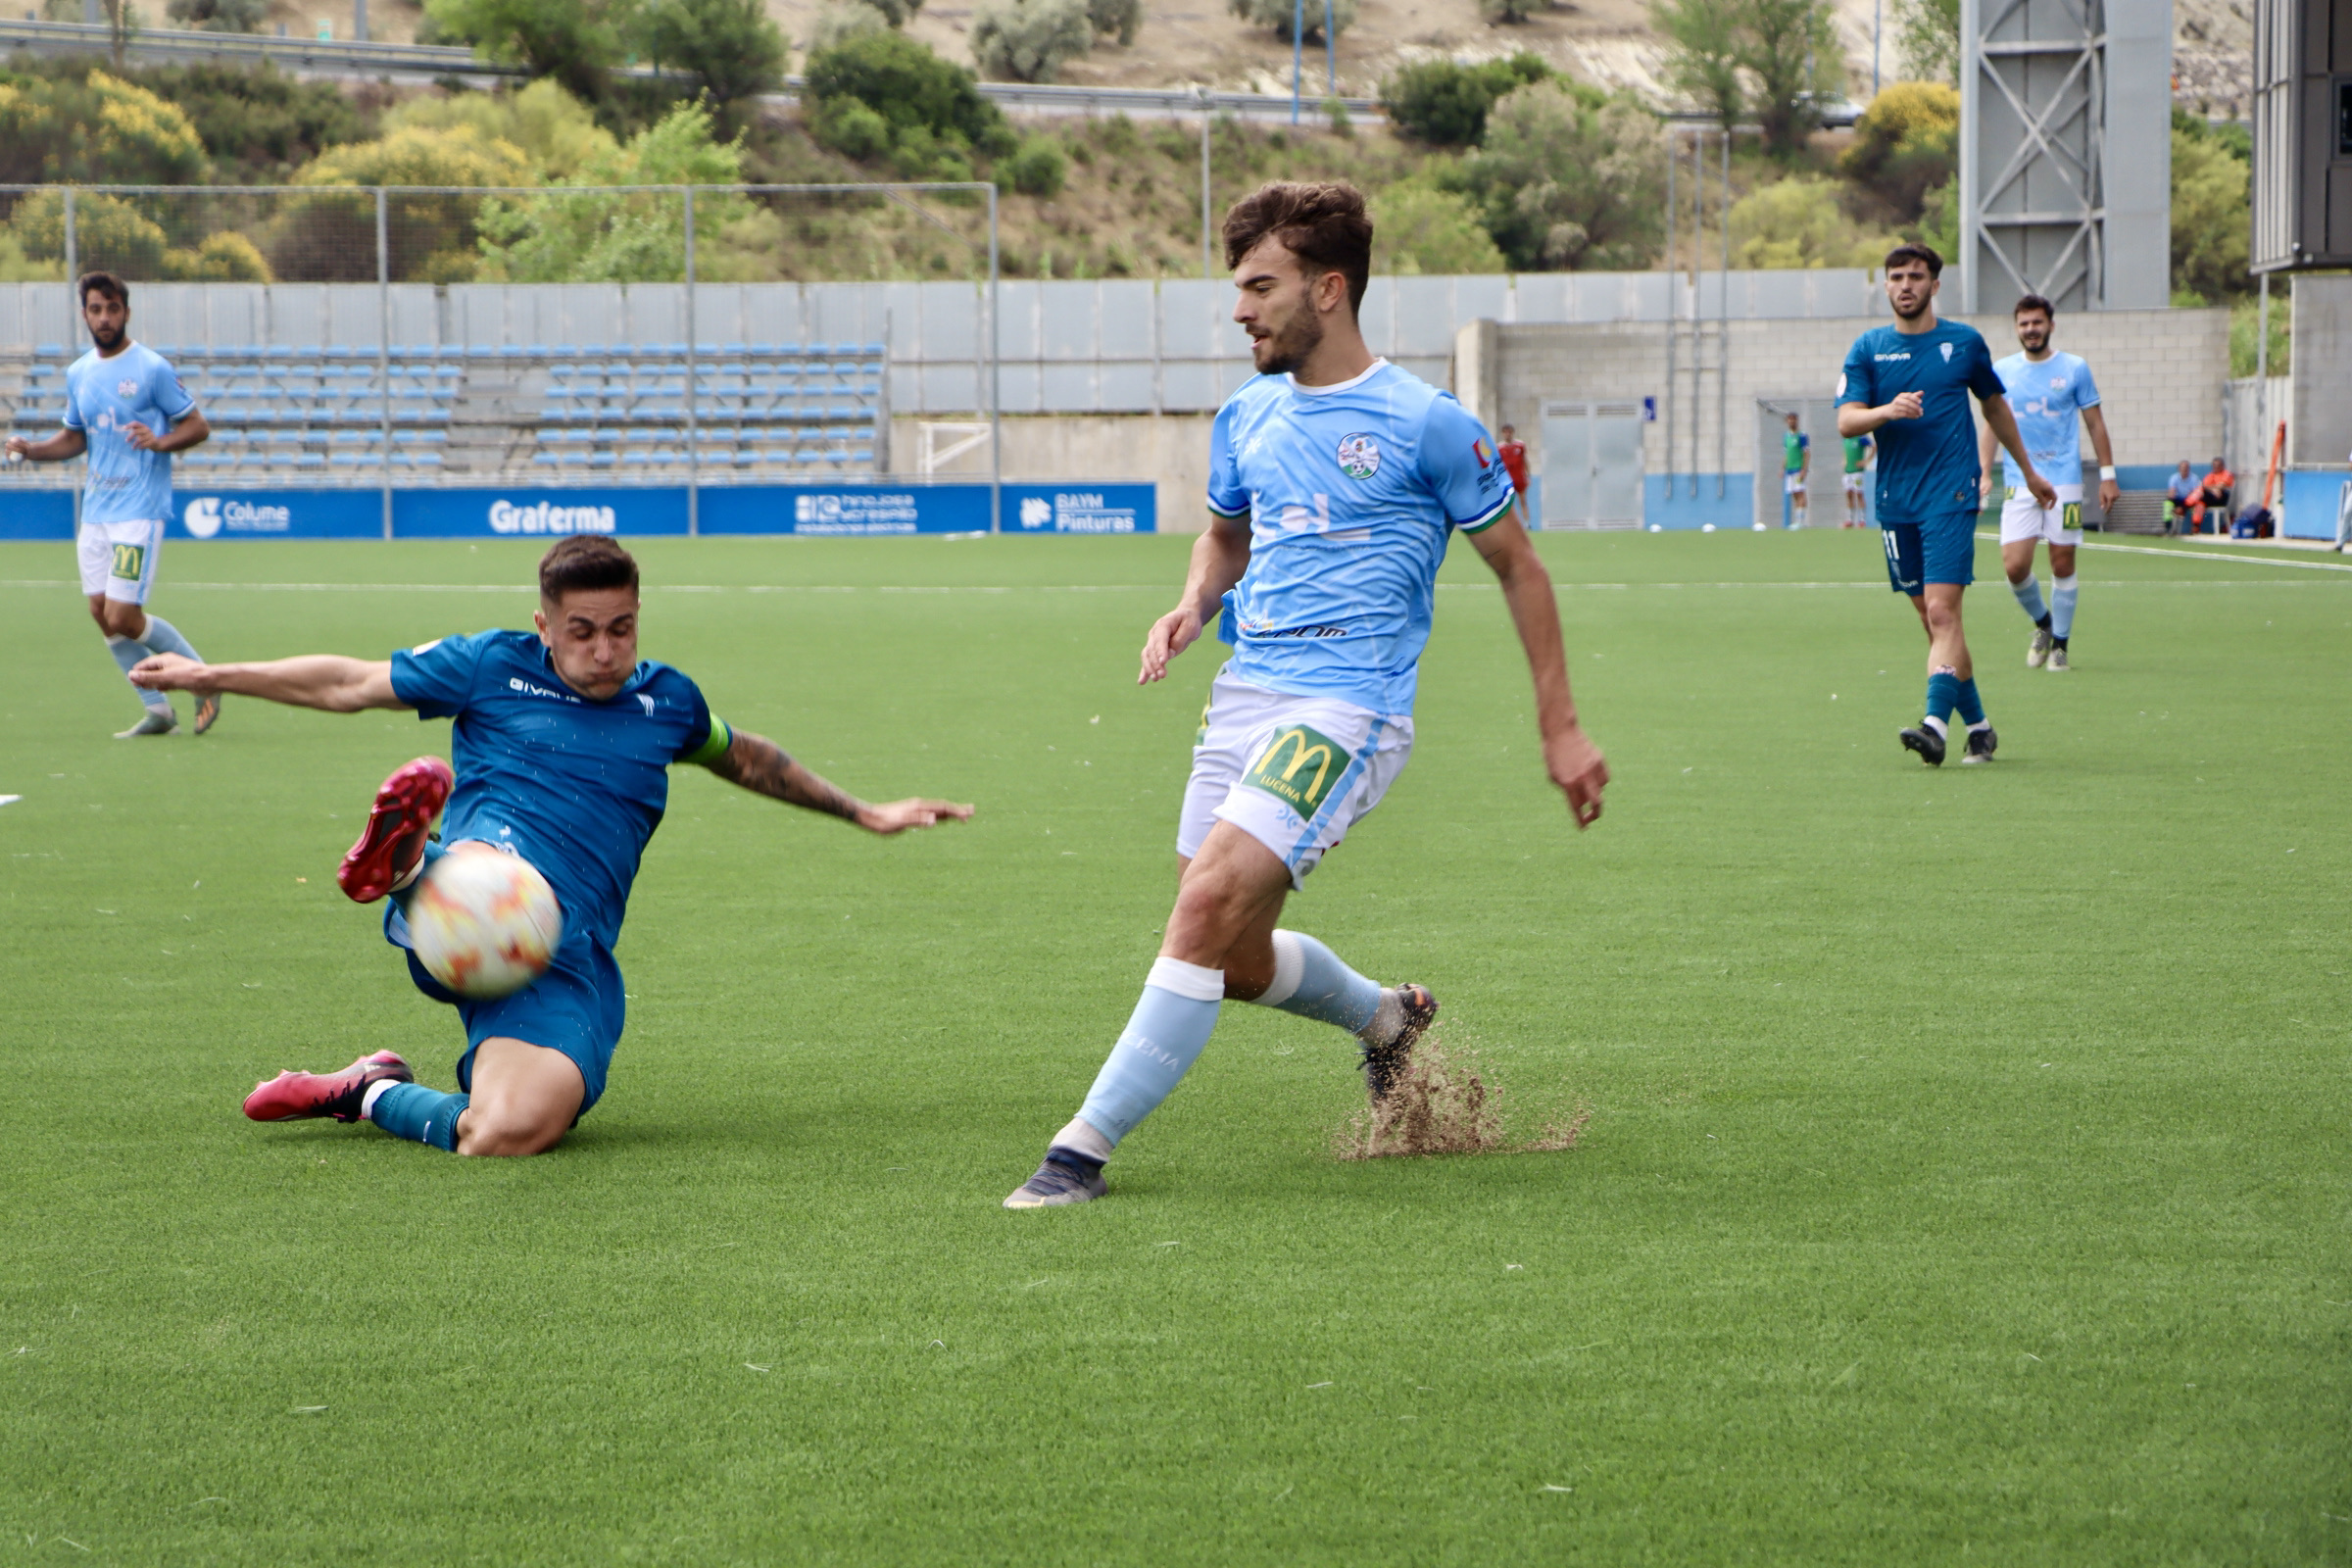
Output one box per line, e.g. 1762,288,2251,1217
1837,319,2006,523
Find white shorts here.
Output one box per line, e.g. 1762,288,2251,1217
1177,670,1414,889
1784,472,1807,496
1998,483,2084,546
1842,473,1866,499
77,517,164,603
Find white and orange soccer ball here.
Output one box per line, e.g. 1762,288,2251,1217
408,847,563,1000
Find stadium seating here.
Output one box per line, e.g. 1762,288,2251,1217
2,343,886,481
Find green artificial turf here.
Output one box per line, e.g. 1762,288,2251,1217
2,529,2347,1565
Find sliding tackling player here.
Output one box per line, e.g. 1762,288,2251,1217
134,536,970,1156
1004,182,1608,1208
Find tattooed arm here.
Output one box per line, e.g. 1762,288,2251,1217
703,727,973,835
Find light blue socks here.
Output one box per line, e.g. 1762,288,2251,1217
367,1081,468,1152
140,614,201,662
104,632,172,716
1253,929,1382,1033
2051,574,2079,639
2010,575,2049,625
1065,957,1225,1152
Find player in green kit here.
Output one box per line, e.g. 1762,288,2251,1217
1837,244,2052,766
1781,411,1810,529
1840,432,1872,527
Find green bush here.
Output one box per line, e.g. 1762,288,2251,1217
163,0,267,32
1369,181,1503,273
386,79,612,178
1457,81,1667,270
1087,0,1142,44
1227,0,1353,41
807,1,890,51
971,0,1094,82
1378,53,1549,146
422,0,628,104
8,190,170,277
632,0,789,119
1726,176,1897,268
1838,80,1956,220
804,30,1005,146
0,68,211,185
811,95,893,160
131,63,371,180
164,229,274,280
1002,135,1067,195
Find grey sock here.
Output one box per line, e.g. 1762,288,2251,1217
106,634,172,715
140,614,201,662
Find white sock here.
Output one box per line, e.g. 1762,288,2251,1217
1050,1117,1115,1162
1923,715,1948,737
360,1079,398,1121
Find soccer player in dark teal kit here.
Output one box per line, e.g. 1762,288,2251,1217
1837,244,2054,766
133,536,971,1155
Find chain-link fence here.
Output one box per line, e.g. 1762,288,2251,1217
0,182,1000,504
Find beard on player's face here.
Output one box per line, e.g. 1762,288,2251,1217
1250,298,1324,375
1888,282,1932,319
84,315,124,351
2016,318,2050,352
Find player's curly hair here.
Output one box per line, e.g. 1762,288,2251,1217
1222,181,1373,315
539,535,638,602
76,270,127,307
2013,292,2055,319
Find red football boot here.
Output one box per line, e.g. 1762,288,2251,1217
243,1051,414,1123
336,756,454,904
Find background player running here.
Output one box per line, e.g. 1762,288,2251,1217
1841,431,1873,527
1782,411,1811,529
1837,243,2052,768
1004,182,1608,1209
1978,293,2119,673
133,536,970,1157
6,271,219,738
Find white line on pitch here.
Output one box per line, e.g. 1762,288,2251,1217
1972,532,2352,573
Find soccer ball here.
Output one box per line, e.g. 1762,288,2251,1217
408,848,563,1000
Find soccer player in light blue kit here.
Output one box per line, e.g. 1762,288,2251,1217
135,536,971,1156
1005,183,1609,1208
1837,244,2053,768
6,271,220,737
1978,293,2120,673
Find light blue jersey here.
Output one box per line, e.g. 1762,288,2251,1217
1205,359,1513,716
1992,350,2099,489
61,341,194,526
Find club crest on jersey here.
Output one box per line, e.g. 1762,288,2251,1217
1940,342,1954,362
1335,432,1381,480
117,378,138,397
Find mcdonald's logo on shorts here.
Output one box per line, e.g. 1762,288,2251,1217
1243,724,1345,814
110,543,145,581
2061,501,2081,529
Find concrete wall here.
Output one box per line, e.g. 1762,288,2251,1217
2290,275,2352,464
1461,308,2230,524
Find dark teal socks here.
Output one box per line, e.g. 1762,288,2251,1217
368,1082,468,1152
1925,669,1960,728
1953,677,1985,727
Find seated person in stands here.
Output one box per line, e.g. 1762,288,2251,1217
2194,458,2233,533
2165,461,2197,531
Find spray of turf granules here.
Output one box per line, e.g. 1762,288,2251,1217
1334,1028,1592,1160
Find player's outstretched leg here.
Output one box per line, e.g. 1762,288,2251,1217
1248,930,1437,1101
338,756,454,903
243,1051,415,1122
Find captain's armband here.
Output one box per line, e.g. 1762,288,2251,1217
682,715,734,767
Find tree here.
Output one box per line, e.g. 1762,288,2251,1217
0,68,211,185
1459,81,1668,270
807,1,890,51
1655,0,1843,157
1378,52,1551,146
971,0,1093,81
804,29,1006,147
1227,0,1354,44
1088,0,1142,46
1894,0,1958,84
1838,79,1956,219
129,63,370,181
285,122,536,281
1370,182,1505,273
2172,115,2250,303
385,79,614,179
421,0,628,105
633,0,788,122
164,0,268,32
